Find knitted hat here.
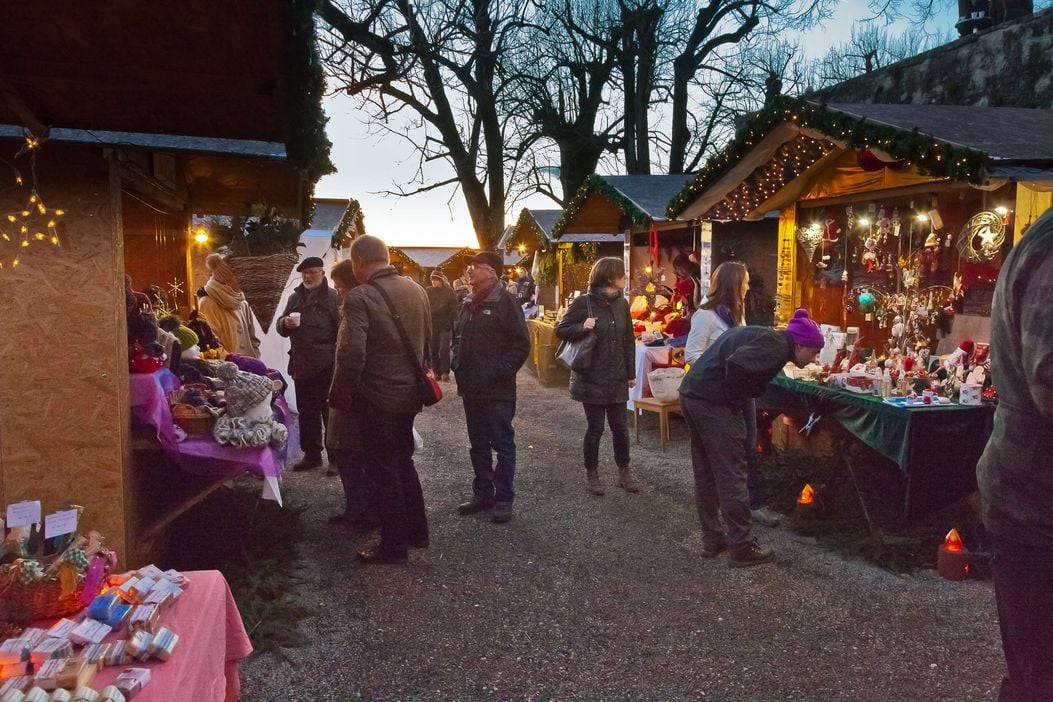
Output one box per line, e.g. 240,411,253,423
173,324,199,350
217,362,274,416
785,309,825,349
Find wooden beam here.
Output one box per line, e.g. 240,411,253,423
796,179,956,210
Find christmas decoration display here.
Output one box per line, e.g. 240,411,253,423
957,211,1005,262
0,132,67,270
796,222,823,265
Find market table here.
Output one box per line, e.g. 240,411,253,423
628,344,671,410
526,318,568,386
129,370,292,505
78,570,251,702
758,374,994,518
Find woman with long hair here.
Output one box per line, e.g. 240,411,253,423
556,257,638,496
684,261,781,527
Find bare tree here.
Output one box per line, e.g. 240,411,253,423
317,0,532,250
811,22,949,86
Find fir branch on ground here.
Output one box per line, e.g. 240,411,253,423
165,482,309,655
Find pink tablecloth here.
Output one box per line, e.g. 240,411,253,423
129,370,291,480
91,570,253,702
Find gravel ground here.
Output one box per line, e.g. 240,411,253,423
241,370,1004,702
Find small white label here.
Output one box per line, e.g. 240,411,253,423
44,509,78,538
6,500,41,528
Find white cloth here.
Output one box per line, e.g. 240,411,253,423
628,344,671,410
684,308,729,365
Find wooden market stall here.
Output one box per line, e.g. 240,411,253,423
389,246,475,285
667,96,1053,517
0,1,329,566
502,208,561,307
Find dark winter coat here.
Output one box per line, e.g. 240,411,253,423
678,326,794,409
425,284,458,334
276,279,342,380
556,287,635,404
329,266,431,415
978,206,1053,549
452,280,531,401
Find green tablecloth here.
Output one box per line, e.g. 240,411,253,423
759,375,994,517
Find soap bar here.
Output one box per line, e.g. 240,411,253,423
47,690,71,702
22,688,48,702
96,687,124,702
114,668,150,699
81,644,110,668
134,565,164,582
104,605,132,630
125,632,152,663
44,621,75,641
0,662,28,678
0,678,31,695
30,658,66,690
127,579,155,603
140,589,172,612
104,642,128,668
29,641,72,666
148,578,182,600
114,579,139,604
69,620,111,646
127,606,158,635
160,570,188,588
87,594,120,622
0,641,27,666
146,628,179,662
0,688,25,702
54,659,95,691
70,688,97,702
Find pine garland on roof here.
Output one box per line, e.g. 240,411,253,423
552,174,650,238
667,96,990,218
330,199,365,250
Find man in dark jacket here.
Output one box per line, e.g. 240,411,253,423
679,308,824,567
426,269,458,381
452,250,531,523
329,235,431,565
977,207,1053,701
276,256,342,473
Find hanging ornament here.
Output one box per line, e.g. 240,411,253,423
796,223,823,265
891,207,902,240
957,211,1005,262
858,291,877,312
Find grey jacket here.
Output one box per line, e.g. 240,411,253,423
328,266,431,415
276,280,342,380
977,207,1053,549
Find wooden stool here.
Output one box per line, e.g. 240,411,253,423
633,396,681,451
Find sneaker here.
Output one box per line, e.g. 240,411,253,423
751,507,782,527
292,455,322,472
491,502,514,524
457,497,496,516
728,540,775,568
701,540,727,559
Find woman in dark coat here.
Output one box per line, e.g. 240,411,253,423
556,257,638,496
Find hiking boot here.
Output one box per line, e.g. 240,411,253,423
491,502,514,523
617,465,640,493
292,455,323,472
728,540,775,568
751,507,782,527
702,540,728,559
586,468,605,496
457,497,496,516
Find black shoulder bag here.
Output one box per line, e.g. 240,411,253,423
555,295,597,372
368,280,443,406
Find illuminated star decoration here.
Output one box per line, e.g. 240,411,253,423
167,278,186,306
0,132,66,270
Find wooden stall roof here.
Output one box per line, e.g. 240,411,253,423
391,247,474,270
669,97,1053,222
503,208,563,253
552,174,696,238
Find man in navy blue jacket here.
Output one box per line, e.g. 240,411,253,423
452,251,531,524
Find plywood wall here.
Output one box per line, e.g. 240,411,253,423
0,144,129,559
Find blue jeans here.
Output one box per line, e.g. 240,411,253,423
463,399,517,504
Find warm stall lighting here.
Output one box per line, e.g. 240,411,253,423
916,214,929,222
994,206,1008,215
857,218,870,227
193,226,209,244
517,243,527,254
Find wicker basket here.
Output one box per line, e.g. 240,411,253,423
226,253,298,333
0,561,87,621
171,403,217,436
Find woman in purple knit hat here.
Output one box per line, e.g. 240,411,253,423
678,308,824,567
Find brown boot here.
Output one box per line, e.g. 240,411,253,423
617,465,640,493
585,468,605,496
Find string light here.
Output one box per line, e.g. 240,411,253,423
1,131,67,267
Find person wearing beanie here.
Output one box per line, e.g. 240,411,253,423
678,308,824,567
426,268,458,381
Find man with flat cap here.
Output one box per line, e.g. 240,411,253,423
277,256,342,473
452,250,531,523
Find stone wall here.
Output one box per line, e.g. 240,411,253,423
810,8,1053,109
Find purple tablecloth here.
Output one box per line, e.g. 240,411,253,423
129,370,290,481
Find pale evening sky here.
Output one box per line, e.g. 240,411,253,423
313,0,957,248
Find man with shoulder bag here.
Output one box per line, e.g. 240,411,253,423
329,235,431,565
452,251,531,524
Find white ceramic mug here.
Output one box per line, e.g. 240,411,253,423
287,312,302,328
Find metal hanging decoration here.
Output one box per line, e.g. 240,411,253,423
796,222,824,266
957,211,1005,262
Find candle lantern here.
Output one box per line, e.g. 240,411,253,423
937,528,970,581
793,483,818,519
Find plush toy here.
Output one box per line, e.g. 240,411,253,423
862,236,879,272
890,315,905,343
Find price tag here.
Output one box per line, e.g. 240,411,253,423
44,509,78,538
6,500,41,528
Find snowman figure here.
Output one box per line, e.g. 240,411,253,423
890,315,905,343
